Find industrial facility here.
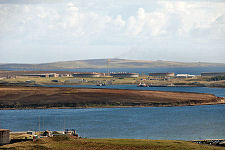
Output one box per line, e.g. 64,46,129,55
72,72,101,78
110,72,139,78
22,73,59,78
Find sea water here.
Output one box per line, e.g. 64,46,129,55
0,105,225,140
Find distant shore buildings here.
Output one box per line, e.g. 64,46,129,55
201,72,225,77
11,71,225,79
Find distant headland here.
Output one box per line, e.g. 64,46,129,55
1,59,225,70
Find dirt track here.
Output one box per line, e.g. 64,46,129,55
0,86,224,109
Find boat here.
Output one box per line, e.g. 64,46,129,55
96,83,106,86
137,83,148,87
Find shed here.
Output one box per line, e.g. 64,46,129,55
0,129,10,145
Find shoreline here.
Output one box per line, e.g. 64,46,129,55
1,82,225,89
1,102,225,110
0,85,224,110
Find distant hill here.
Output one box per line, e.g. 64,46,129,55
1,59,225,70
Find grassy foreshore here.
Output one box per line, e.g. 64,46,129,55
1,135,224,150
0,86,224,109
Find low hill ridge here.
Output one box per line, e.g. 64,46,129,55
1,59,225,69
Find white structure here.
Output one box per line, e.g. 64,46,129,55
176,74,195,78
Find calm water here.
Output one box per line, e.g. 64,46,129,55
42,85,225,97
0,105,225,140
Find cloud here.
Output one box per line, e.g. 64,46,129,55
1,1,225,40
0,0,225,63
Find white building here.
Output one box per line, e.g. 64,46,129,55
176,74,195,78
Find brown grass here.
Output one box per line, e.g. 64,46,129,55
1,136,224,150
0,86,224,109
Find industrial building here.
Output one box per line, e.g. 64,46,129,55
110,72,139,78
201,72,225,77
22,73,59,78
0,129,10,145
149,72,175,78
72,72,101,78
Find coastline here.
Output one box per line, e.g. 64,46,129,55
0,85,224,110
2,136,225,150
1,70,225,88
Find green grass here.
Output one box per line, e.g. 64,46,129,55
1,136,224,150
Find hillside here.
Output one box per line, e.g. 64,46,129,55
1,136,224,150
1,59,225,70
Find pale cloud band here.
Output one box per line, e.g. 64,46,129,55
0,0,225,63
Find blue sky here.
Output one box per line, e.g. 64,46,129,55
0,0,225,63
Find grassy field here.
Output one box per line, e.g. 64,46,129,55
1,135,224,150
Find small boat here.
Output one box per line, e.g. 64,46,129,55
137,83,147,87
97,83,106,86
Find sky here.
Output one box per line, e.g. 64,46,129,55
0,0,225,64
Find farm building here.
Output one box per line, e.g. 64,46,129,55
0,129,10,145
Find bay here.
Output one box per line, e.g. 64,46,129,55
0,105,225,140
